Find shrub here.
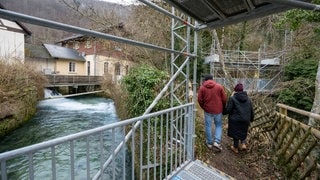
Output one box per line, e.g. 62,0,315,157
0,60,47,137
121,65,169,118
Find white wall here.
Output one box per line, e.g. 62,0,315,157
25,58,56,74
0,29,25,63
84,55,133,81
85,55,96,76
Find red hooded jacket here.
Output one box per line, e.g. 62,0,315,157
197,80,227,114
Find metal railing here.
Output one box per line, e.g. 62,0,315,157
45,75,103,87
0,103,195,180
214,77,280,92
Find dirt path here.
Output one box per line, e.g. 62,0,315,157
194,106,282,180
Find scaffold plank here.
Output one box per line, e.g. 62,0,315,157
172,160,235,180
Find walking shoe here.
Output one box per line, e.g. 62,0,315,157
206,144,213,149
213,142,222,151
240,143,247,150
230,145,239,154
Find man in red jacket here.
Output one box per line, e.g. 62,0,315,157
197,74,227,151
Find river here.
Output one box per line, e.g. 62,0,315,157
0,92,131,179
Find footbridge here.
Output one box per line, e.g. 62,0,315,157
44,75,104,96
0,101,319,179
0,0,319,179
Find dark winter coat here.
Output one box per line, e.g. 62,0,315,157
197,80,227,114
225,91,254,140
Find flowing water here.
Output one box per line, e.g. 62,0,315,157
0,91,131,179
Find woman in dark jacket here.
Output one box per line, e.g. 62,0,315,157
225,83,254,153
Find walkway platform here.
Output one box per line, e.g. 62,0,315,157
172,160,235,180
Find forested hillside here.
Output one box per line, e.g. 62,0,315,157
0,0,131,44
2,0,320,114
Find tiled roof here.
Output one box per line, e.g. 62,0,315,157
44,44,86,61
25,43,51,59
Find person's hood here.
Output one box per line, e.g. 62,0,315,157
203,80,216,89
233,91,248,102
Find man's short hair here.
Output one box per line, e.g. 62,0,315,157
204,74,213,81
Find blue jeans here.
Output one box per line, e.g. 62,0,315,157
204,112,223,145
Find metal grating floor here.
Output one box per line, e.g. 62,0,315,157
171,160,235,180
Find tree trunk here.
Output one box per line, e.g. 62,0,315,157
212,29,233,93
309,60,320,128
239,21,247,50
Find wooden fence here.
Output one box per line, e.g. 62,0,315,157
250,100,320,179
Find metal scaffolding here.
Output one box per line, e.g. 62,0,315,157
207,48,286,92
1,0,319,179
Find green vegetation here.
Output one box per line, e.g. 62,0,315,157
121,65,169,118
284,58,318,81
275,0,320,30
102,64,170,119
0,60,47,138
272,1,320,111
274,58,318,111
104,65,171,178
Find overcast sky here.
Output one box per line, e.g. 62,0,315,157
102,0,137,5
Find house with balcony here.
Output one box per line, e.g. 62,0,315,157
56,26,134,82
25,43,86,76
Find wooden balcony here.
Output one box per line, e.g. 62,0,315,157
45,75,103,87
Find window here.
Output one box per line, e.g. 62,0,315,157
104,62,108,73
69,62,76,72
115,62,120,75
85,40,92,48
87,61,90,75
74,42,80,49
104,42,111,49
125,65,129,75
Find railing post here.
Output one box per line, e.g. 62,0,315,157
186,104,194,161
279,105,287,116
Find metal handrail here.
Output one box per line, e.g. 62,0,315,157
0,103,194,180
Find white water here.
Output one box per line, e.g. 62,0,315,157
44,88,62,98
0,93,131,179
39,97,116,113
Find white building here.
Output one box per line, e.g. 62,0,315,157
0,4,31,63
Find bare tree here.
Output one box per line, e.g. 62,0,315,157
59,0,124,28
212,29,233,93
309,59,320,128
122,3,171,69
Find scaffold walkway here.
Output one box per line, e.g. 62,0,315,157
172,160,235,180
